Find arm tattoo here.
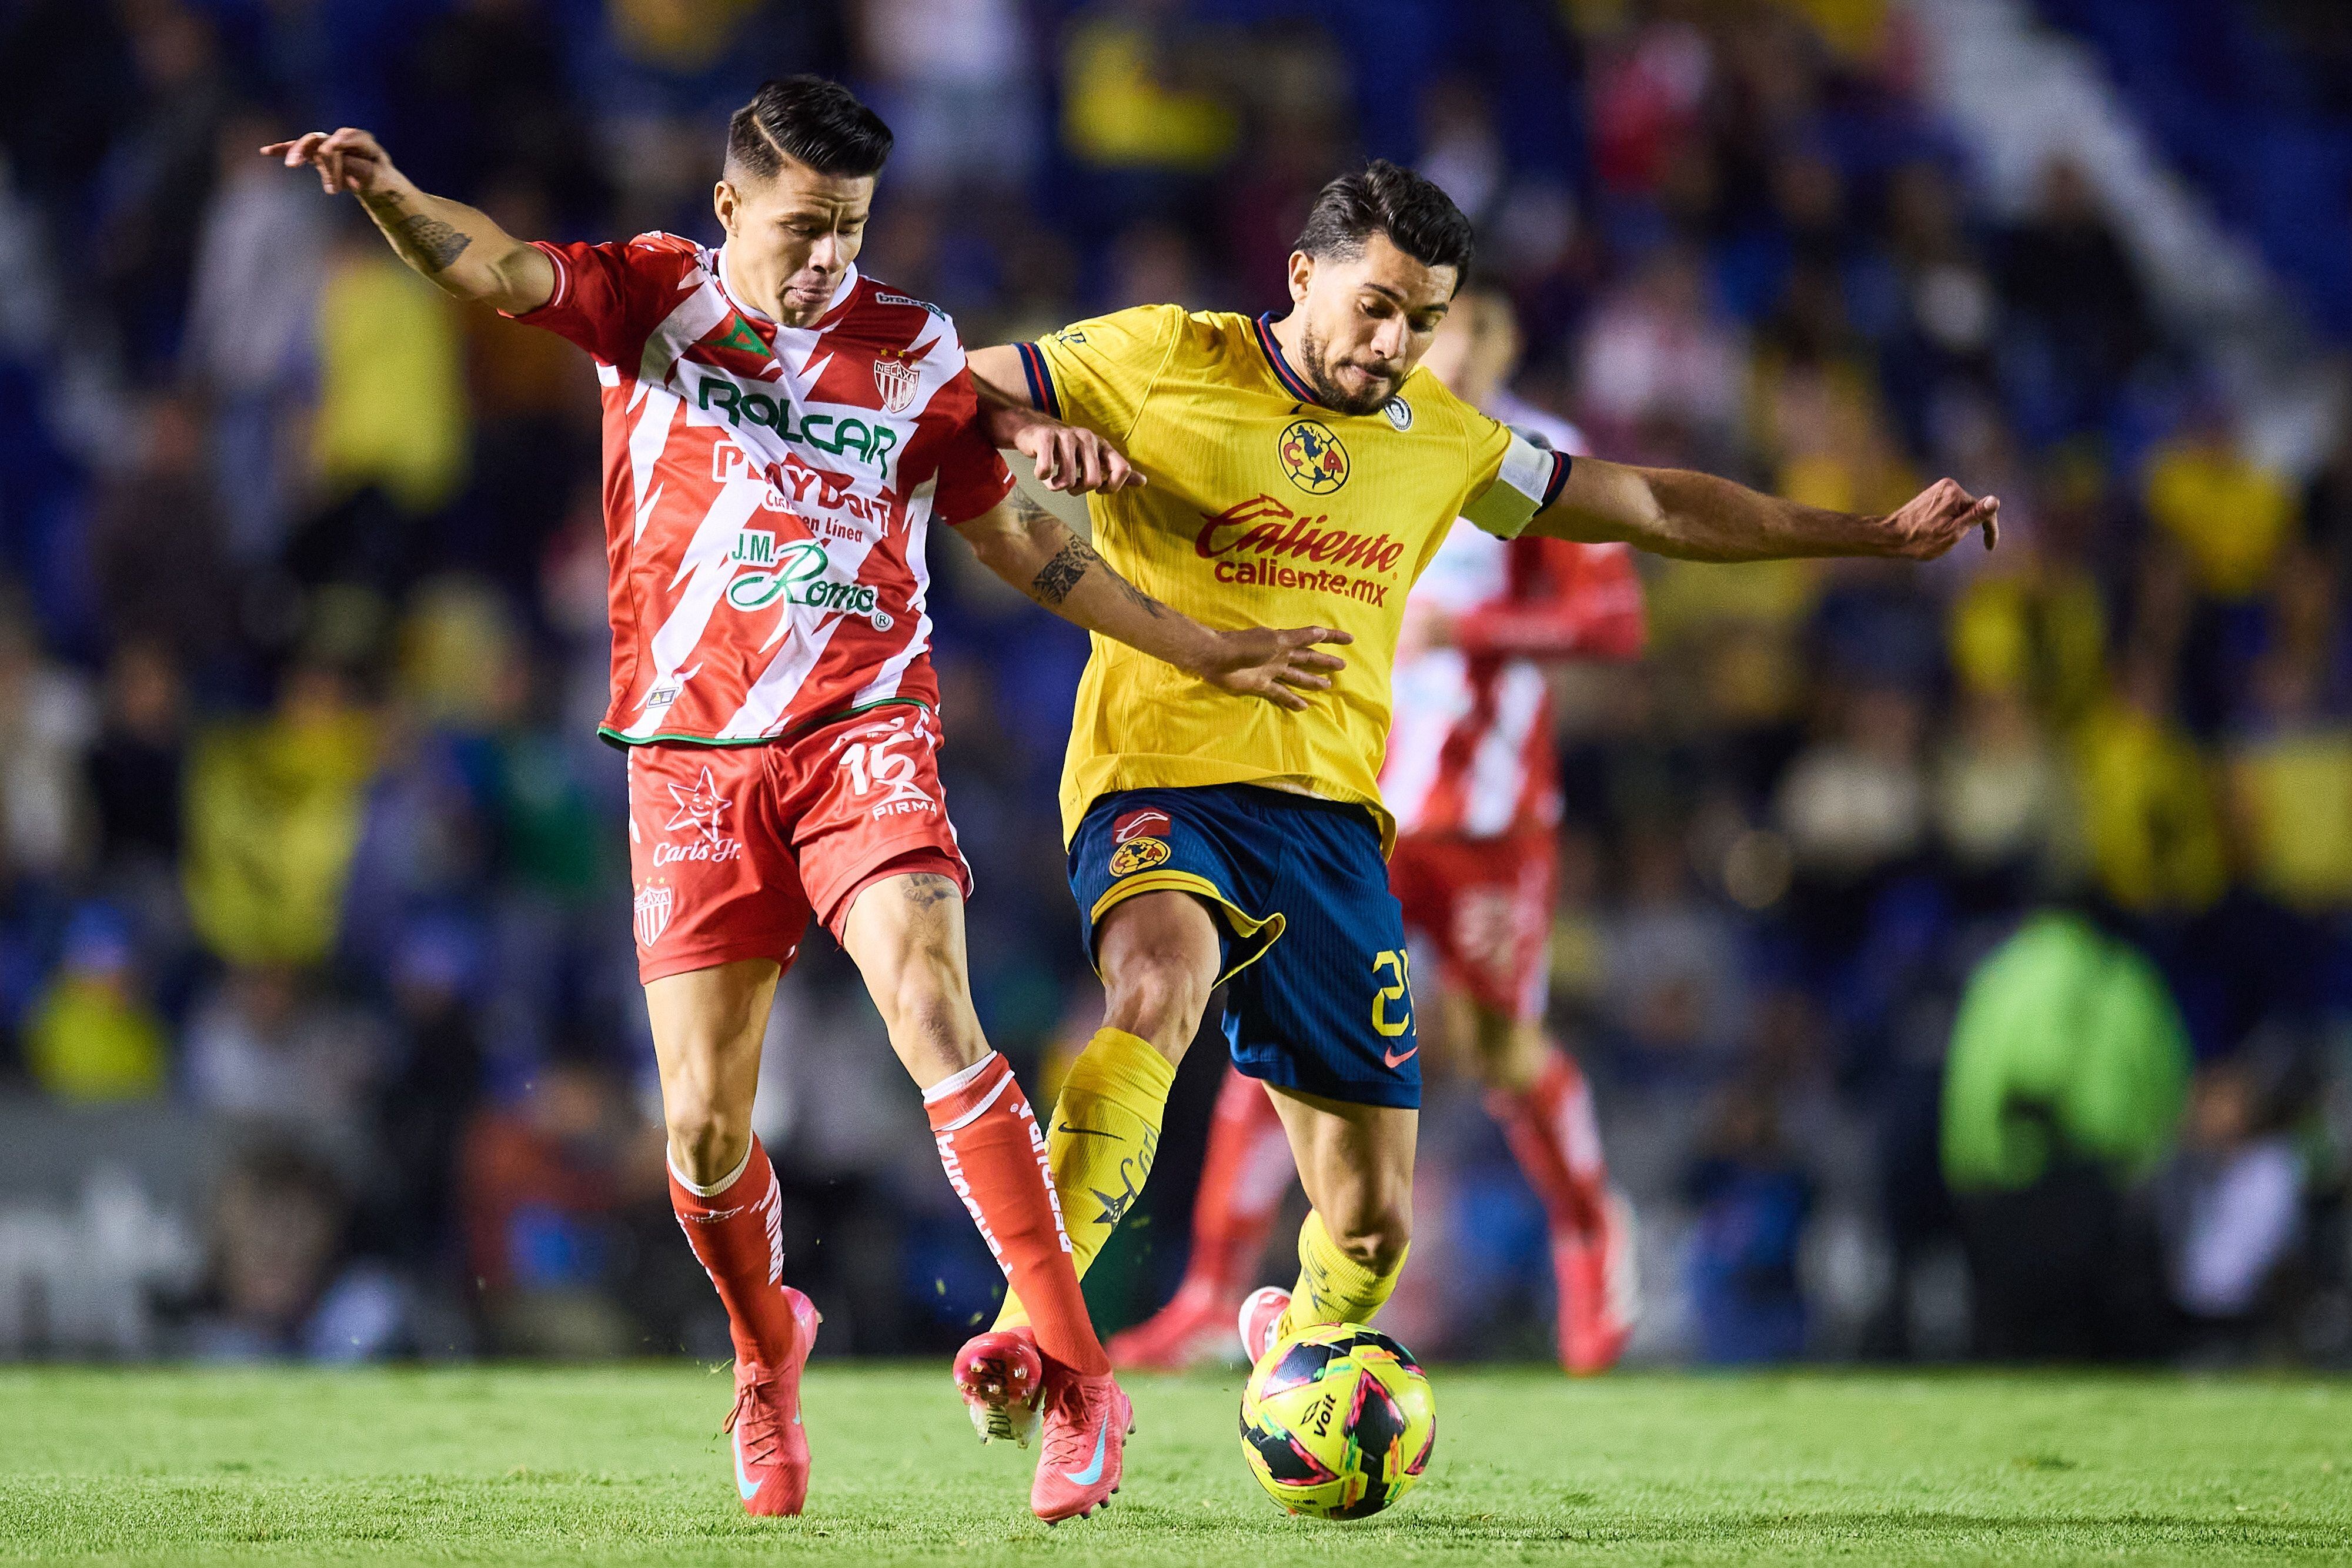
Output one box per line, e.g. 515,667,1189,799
1029,537,1092,606
362,193,473,274
389,213,474,273
1014,496,1167,618
1027,532,1168,618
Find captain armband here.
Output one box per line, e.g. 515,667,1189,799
1461,425,1573,540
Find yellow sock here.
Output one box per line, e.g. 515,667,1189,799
1277,1209,1408,1337
995,1027,1177,1331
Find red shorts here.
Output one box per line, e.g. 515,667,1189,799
1387,829,1556,1023
624,707,970,984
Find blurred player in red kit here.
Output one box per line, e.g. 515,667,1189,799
264,77,1342,1522
1110,284,1645,1375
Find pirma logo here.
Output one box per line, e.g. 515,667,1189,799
634,881,674,948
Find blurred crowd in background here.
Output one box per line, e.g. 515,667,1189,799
4,0,2352,1369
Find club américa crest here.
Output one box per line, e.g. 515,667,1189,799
1108,807,1173,876
634,880,674,948
873,350,920,416
1278,418,1349,495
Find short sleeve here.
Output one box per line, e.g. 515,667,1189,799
1019,304,1186,443
502,235,686,368
1460,413,1573,540
924,368,1018,526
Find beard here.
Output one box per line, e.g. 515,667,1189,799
1296,322,1401,417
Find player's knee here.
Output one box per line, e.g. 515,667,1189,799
664,1089,750,1186
1327,1202,1412,1276
1102,951,1211,1056
876,945,985,1075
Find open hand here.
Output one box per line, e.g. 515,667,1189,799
1876,477,2000,559
1014,420,1145,495
259,128,402,197
1197,626,1354,711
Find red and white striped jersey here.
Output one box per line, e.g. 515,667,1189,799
1381,396,1645,840
509,233,1014,745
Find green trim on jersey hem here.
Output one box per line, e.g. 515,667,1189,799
597,696,932,748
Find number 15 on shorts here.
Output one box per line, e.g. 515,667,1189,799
1372,948,1414,1038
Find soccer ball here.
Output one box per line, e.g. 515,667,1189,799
1237,1322,1436,1519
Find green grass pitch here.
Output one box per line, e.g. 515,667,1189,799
5,1364,2351,1564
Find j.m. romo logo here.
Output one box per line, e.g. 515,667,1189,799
725,531,894,628
1278,418,1349,495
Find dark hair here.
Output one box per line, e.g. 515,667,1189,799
726,75,894,182
1294,159,1474,277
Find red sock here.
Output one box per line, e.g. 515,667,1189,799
1186,1067,1295,1294
925,1052,1110,1378
1488,1047,1609,1238
669,1136,801,1368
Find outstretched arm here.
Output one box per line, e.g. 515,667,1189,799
1528,457,1998,563
958,491,1349,710
262,128,553,315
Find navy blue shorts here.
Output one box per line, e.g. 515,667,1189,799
1067,784,1420,1109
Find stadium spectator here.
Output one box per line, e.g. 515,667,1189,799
457,1055,665,1357
1942,910,2189,1358
188,1139,413,1361
182,964,386,1146
2158,1045,2315,1352
22,904,166,1102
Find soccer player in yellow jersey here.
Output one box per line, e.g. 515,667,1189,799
946,161,1996,1438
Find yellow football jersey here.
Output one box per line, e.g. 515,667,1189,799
1018,305,1568,850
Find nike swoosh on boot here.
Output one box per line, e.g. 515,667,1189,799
1062,1417,1110,1486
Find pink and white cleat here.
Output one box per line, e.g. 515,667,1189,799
1557,1189,1639,1375
722,1286,822,1516
1238,1284,1291,1365
1107,1276,1240,1370
952,1326,1044,1447
1030,1366,1132,1524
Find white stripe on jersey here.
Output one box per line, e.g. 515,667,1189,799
1380,647,1468,833
1460,663,1549,838
639,278,734,391
627,386,678,543
846,476,941,711
619,481,770,738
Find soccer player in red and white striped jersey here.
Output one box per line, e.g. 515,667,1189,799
266,77,1348,1524
1111,285,1646,1376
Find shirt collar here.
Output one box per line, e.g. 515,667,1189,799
1252,312,1325,406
